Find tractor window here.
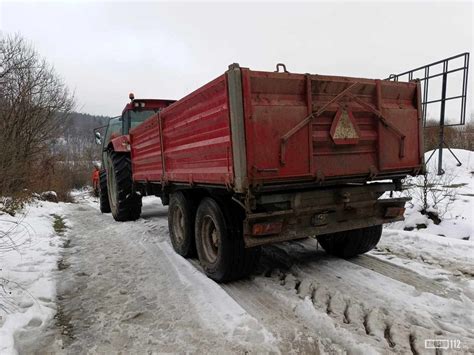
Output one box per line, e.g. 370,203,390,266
104,117,122,145
130,110,158,129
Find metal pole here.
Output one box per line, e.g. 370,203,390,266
437,65,448,175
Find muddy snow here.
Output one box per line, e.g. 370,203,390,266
1,150,473,354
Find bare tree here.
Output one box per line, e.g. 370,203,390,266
0,34,74,196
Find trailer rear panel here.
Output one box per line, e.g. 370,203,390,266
130,66,422,190
241,70,422,185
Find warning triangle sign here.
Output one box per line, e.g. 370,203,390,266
330,109,360,145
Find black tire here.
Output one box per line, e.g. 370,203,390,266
168,192,196,258
195,197,260,282
99,170,111,213
106,151,142,221
316,225,383,258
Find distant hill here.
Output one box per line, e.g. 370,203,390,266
51,112,112,161
63,112,111,139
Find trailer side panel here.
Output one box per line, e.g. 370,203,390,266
161,75,233,186
130,114,163,182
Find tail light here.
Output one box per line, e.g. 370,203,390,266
252,222,283,236
384,207,405,218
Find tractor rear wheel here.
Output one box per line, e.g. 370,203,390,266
195,197,260,282
316,225,383,258
99,170,111,213
106,151,142,221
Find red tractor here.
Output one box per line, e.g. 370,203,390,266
94,94,175,220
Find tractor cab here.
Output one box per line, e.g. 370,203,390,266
121,93,176,134
93,94,175,216
95,94,175,151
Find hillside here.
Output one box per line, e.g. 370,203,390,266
63,112,111,140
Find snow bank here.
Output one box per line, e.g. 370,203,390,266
70,188,99,209
0,200,66,354
388,149,473,241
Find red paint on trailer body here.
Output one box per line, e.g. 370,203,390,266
128,99,176,182
160,75,233,185
129,67,422,189
241,70,421,184
130,114,163,182
131,75,233,185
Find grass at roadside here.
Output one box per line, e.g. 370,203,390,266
51,214,67,235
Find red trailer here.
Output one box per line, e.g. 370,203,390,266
99,63,423,282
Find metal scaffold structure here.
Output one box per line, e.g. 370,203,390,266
387,53,470,175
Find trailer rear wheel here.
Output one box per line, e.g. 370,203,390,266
168,192,196,257
106,151,142,222
195,198,260,282
316,225,382,258
99,170,111,213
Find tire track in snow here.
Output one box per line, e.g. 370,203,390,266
140,206,474,354
46,199,474,354
348,254,462,300
377,230,474,279
41,201,280,354
141,204,474,353
186,258,327,354
255,240,474,354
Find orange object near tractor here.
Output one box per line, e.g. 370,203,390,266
91,167,100,197
95,63,423,282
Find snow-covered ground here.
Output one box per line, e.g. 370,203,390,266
388,149,473,241
0,200,67,354
0,149,473,354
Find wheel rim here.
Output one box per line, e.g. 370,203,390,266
172,206,185,243
201,215,219,263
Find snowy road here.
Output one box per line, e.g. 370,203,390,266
23,195,474,354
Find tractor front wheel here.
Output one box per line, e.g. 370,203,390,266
106,151,142,221
99,170,111,213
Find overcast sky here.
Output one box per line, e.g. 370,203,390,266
1,1,473,119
